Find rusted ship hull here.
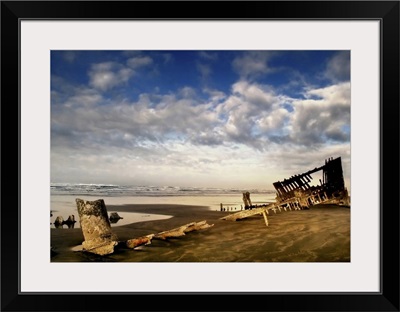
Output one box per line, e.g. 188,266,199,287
272,157,350,210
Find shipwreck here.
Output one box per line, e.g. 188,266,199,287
222,156,350,225
272,156,350,210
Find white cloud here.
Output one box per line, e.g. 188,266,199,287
325,51,350,82
203,88,226,103
52,77,350,162
307,82,350,106
88,56,153,92
290,82,351,145
231,81,276,110
178,86,197,98
127,56,153,69
215,81,290,149
257,108,289,132
198,51,218,60
64,88,103,108
88,62,133,91
232,51,274,79
51,87,222,152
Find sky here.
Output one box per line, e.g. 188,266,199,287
51,50,351,191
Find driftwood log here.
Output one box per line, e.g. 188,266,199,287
154,225,188,240
124,220,214,249
183,220,214,233
126,234,154,249
221,205,275,222
153,220,214,240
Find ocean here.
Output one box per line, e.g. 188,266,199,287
50,183,277,229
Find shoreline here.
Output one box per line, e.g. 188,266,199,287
51,203,350,262
50,193,276,213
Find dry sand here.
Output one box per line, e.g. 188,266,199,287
50,203,350,262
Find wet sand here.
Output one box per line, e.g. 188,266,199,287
50,203,350,262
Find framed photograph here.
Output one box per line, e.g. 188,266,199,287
3,1,399,311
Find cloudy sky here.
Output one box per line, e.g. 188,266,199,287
51,50,351,191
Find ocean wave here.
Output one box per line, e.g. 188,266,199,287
50,183,275,197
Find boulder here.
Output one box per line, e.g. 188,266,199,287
54,216,64,228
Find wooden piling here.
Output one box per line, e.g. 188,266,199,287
262,211,269,227
76,198,118,256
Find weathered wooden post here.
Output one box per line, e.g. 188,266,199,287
242,192,249,209
247,192,252,207
262,211,269,227
242,192,252,209
76,198,118,255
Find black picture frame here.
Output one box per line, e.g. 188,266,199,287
2,1,399,311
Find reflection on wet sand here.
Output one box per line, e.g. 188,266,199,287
52,212,124,228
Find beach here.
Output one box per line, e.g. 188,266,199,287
50,201,350,262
